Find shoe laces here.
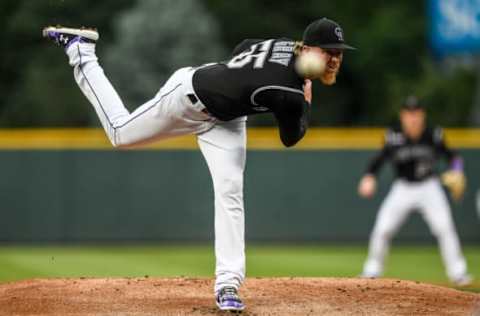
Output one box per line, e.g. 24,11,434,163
219,287,241,302
54,33,71,46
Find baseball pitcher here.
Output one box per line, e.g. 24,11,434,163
358,96,472,286
42,18,354,311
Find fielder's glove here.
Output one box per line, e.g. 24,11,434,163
441,170,466,202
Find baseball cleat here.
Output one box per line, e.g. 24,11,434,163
358,272,380,279
452,274,473,287
42,26,99,49
216,286,245,312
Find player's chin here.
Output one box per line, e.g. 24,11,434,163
320,71,338,86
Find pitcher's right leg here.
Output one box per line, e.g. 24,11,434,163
197,117,247,311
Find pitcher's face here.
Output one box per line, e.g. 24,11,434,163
302,46,343,84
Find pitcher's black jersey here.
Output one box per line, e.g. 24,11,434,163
366,126,459,182
192,38,309,147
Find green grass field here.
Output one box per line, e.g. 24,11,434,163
0,244,479,292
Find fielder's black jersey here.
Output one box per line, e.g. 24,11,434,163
192,38,309,147
366,126,458,182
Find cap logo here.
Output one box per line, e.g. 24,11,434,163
334,27,344,42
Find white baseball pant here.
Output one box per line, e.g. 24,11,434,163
66,42,246,293
362,178,468,281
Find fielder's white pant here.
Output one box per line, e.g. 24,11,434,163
362,178,468,281
66,42,246,293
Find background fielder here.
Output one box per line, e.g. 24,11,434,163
43,18,354,311
358,96,472,286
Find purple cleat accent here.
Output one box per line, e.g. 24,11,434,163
42,26,99,49
216,286,245,312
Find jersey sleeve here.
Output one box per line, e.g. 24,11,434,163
254,88,309,147
231,39,265,57
365,130,393,175
433,127,463,170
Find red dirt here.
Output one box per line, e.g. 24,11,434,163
0,277,478,316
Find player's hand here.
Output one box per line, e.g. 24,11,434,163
303,79,312,104
358,174,377,199
441,170,466,202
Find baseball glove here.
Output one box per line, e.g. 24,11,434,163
441,170,466,201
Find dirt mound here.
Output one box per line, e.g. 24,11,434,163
0,277,478,315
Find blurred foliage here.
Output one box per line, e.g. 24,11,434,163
388,60,476,126
0,0,135,127
0,0,477,127
103,0,226,110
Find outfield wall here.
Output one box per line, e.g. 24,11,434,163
0,128,479,242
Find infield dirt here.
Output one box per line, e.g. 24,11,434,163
0,277,478,315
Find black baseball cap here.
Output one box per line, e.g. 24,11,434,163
402,95,424,110
303,18,356,50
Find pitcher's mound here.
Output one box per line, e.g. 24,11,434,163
0,277,478,315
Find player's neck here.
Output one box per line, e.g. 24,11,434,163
403,127,424,142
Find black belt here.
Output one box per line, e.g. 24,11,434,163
187,93,210,115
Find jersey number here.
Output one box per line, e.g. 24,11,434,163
227,40,273,69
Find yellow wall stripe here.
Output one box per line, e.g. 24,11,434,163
0,128,479,150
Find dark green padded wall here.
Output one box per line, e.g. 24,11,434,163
0,150,478,242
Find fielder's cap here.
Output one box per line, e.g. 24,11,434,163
402,95,424,110
303,18,356,50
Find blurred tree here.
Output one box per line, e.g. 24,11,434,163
0,0,136,127
0,1,23,116
388,59,476,126
103,0,226,110
202,0,477,127
0,0,477,127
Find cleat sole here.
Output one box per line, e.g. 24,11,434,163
42,26,99,41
